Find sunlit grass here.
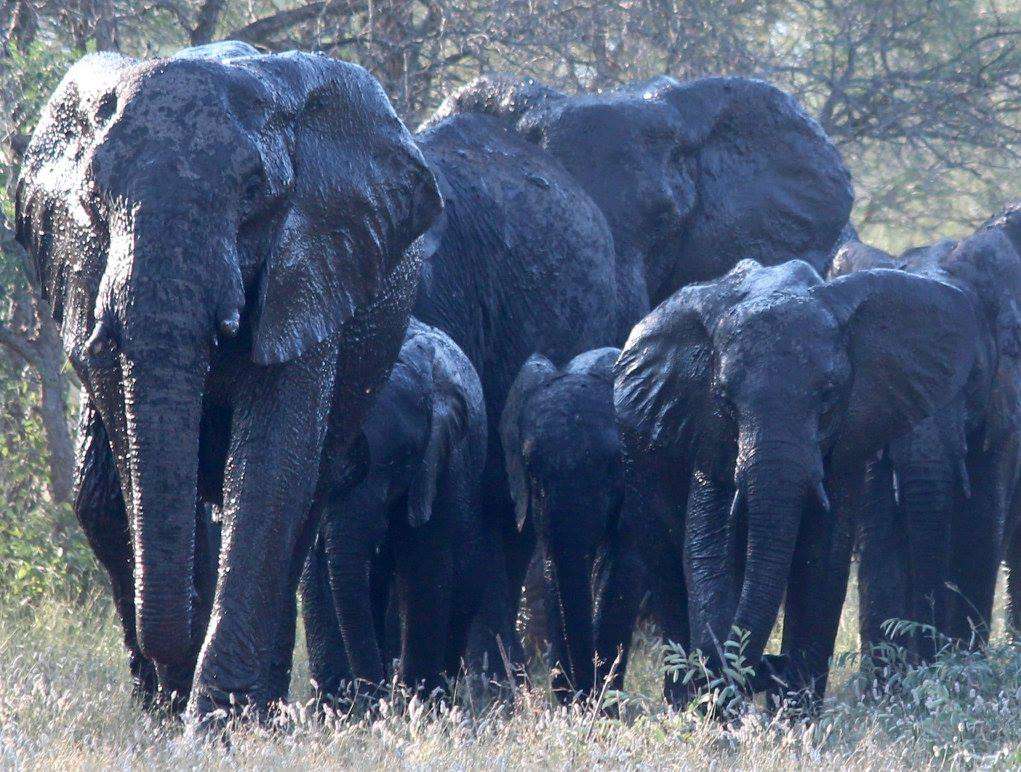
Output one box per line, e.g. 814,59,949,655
1,569,1020,769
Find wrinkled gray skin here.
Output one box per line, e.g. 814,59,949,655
15,42,441,725
418,74,852,667
428,74,853,326
501,348,647,701
613,259,980,702
830,203,1021,659
302,319,494,699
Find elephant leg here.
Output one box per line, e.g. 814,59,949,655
155,502,220,709
187,346,337,723
72,399,159,707
651,546,690,707
444,499,492,679
682,470,735,671
947,447,1012,647
394,526,454,696
856,455,910,659
466,452,531,677
323,493,388,690
260,496,324,707
372,548,397,676
779,473,857,703
542,549,572,700
464,516,523,682
592,534,646,700
1005,497,1021,637
300,531,352,701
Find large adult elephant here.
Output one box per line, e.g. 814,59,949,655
15,42,441,724
410,74,853,654
830,203,1021,657
611,259,979,701
427,73,853,319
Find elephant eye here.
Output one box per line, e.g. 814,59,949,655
715,392,736,421
819,380,838,405
242,170,264,202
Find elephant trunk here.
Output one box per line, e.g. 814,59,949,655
547,522,596,697
896,457,956,648
110,205,238,668
122,331,207,667
730,454,818,667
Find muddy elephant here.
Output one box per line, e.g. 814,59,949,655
15,41,441,725
414,74,853,665
500,348,652,701
831,203,1021,658
302,319,501,699
611,259,979,702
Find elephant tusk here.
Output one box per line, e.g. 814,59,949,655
729,486,746,521
85,313,116,356
219,308,241,338
892,470,900,506
958,459,972,499
812,480,831,514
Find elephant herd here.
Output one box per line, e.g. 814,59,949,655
13,39,1019,728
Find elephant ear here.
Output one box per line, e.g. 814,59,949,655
613,285,715,459
15,53,134,359
407,381,469,528
246,53,442,365
812,269,980,465
501,354,558,531
653,76,853,279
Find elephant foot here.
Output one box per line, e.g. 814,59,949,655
309,678,392,720
129,651,161,712
748,653,790,693
184,681,265,736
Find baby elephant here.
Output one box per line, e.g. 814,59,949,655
302,319,495,699
502,349,639,701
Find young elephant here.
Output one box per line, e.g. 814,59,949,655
302,319,495,698
831,203,1021,657
611,259,980,702
501,349,645,701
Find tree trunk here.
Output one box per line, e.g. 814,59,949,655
35,340,75,507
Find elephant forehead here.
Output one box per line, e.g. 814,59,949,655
715,294,839,360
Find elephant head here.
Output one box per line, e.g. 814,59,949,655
16,43,441,666
639,76,853,299
346,320,483,529
428,74,851,321
502,348,623,534
614,260,979,667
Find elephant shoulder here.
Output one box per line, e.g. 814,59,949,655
417,113,618,361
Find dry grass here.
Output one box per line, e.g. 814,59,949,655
2,573,1021,770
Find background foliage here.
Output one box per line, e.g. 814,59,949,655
0,0,1017,604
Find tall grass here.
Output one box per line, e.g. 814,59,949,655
2,574,1021,769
